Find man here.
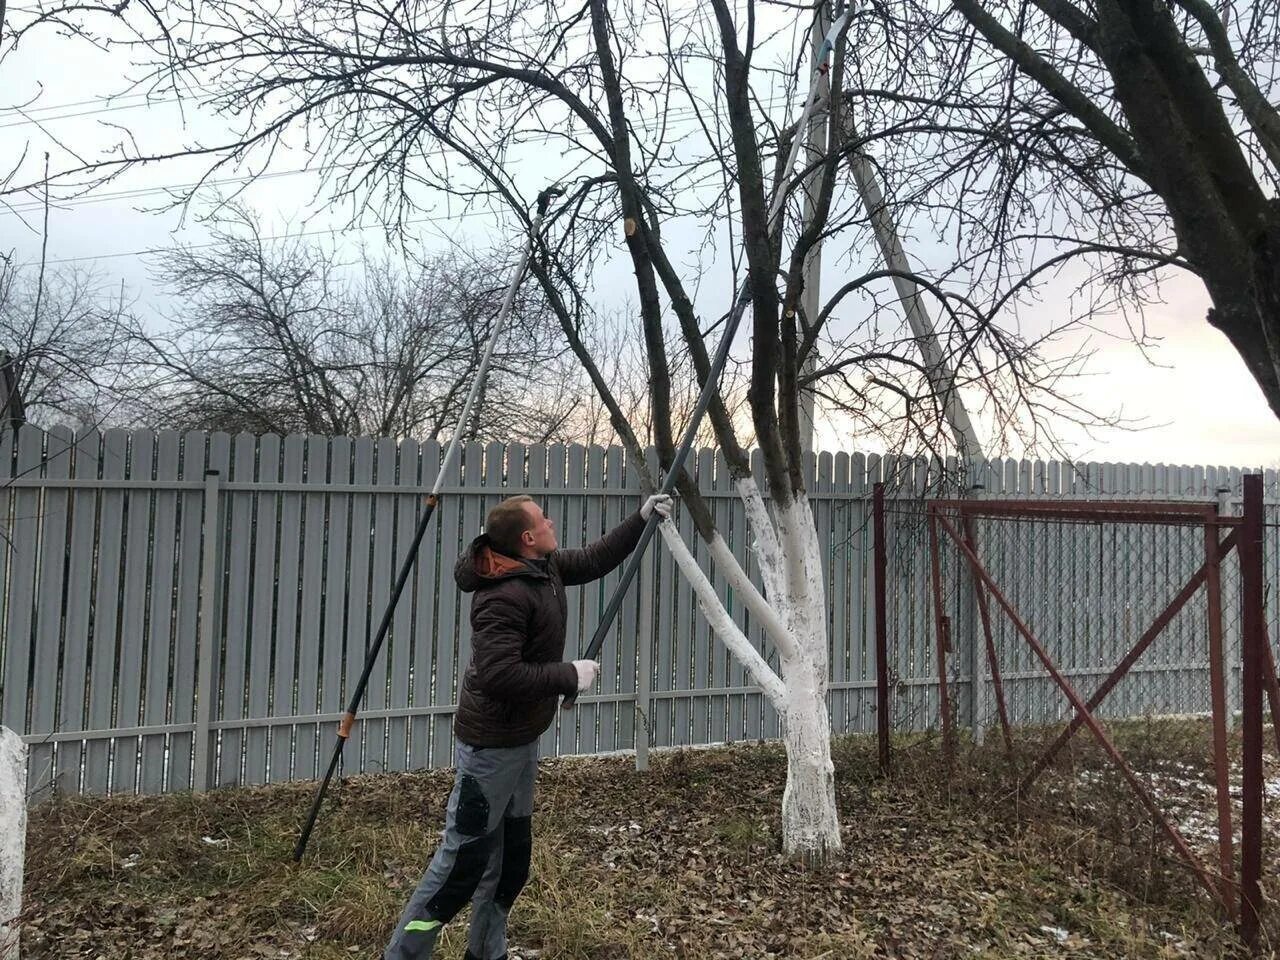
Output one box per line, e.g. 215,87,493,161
384,491,673,960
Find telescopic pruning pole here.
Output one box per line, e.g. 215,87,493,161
293,187,564,861
562,6,851,709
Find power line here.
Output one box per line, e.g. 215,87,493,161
6,85,806,265
2,163,360,216
1,90,161,118
15,148,600,265
0,83,224,123
0,0,736,124
0,89,799,217
14,206,506,267
0,90,163,117
0,99,173,130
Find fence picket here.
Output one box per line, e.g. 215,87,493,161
83,432,124,790
111,431,155,793
245,433,282,786
318,437,353,777
410,440,441,769
60,428,100,793
288,436,326,781
385,438,420,774
268,436,305,779
3,430,41,787
140,431,181,792
218,433,258,787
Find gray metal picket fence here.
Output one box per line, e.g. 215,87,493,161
0,427,1275,798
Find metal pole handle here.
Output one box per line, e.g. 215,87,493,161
292,187,563,861
562,10,851,709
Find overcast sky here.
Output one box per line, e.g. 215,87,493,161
3,19,1279,470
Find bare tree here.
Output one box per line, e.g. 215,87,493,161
38,0,1129,863
132,206,586,442
0,253,137,430
0,0,187,67
8,0,1272,871
548,308,749,448
1,0,192,222
834,0,1280,422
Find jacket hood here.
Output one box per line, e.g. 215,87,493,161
454,534,549,592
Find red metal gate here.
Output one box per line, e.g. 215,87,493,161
874,475,1280,948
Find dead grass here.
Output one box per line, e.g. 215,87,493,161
21,719,1279,959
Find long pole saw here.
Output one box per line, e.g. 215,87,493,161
293,186,565,861
562,5,851,709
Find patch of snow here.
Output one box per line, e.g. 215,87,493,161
634,911,661,935
1072,756,1280,856
1039,925,1070,943
588,821,643,837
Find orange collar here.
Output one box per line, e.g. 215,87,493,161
475,545,530,579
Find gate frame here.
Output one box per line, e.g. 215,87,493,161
873,479,1279,947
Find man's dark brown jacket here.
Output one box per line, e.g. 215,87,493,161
452,512,645,748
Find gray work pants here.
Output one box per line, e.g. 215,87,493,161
383,740,538,960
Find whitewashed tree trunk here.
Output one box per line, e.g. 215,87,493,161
0,726,26,960
779,664,840,862
661,488,842,863
773,496,841,861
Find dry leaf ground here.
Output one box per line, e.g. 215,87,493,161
21,719,1280,959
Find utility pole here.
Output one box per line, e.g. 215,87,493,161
846,160,983,475
795,3,981,470
792,5,989,739
797,3,831,457
848,152,989,740
841,91,990,741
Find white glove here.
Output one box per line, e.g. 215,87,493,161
572,659,600,692
640,494,674,521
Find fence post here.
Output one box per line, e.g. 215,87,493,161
968,478,986,745
1238,473,1264,950
873,483,890,774
635,548,654,773
0,726,25,960
193,469,223,793
1217,486,1240,729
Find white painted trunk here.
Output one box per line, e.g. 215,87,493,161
771,498,841,861
658,522,788,704
780,659,842,862
0,726,25,960
777,494,830,692
735,477,784,599
661,492,842,864
705,532,798,659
